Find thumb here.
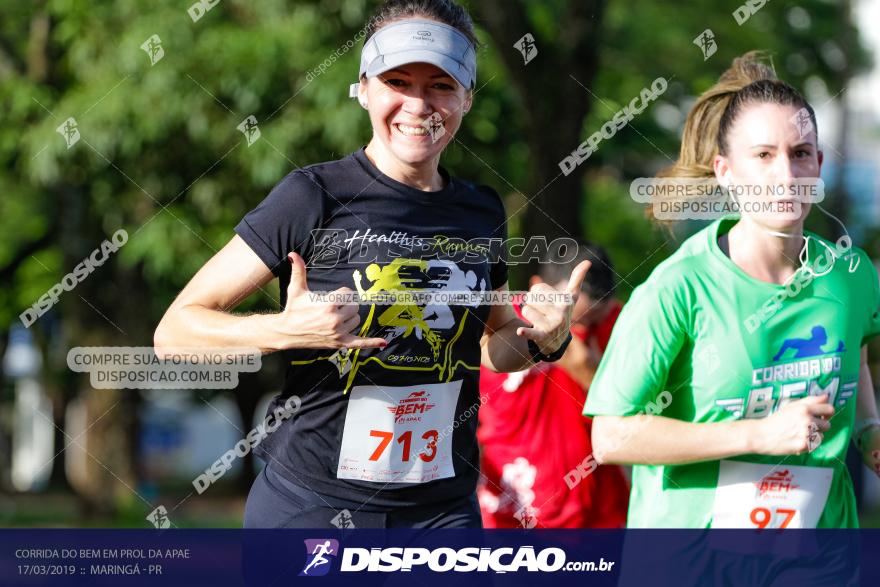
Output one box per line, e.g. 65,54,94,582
565,260,593,296
286,252,310,300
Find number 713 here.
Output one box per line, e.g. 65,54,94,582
369,429,439,462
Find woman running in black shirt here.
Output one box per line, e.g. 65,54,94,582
155,0,589,529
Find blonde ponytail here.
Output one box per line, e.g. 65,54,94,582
658,51,777,180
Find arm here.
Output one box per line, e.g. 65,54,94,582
154,236,278,355
592,394,835,466
154,235,386,358
855,345,879,422
480,261,591,373
592,414,761,465
479,289,534,373
855,344,880,475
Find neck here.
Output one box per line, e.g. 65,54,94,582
723,217,805,284
364,139,444,191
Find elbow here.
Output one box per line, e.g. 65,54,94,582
482,356,504,374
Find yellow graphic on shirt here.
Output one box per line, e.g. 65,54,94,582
290,257,489,393
353,259,444,359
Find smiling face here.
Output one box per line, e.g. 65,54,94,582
359,60,472,176
714,102,823,234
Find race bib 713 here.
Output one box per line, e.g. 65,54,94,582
337,380,462,484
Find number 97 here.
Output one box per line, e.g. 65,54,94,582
749,506,796,529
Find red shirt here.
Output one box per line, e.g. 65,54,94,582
477,300,629,528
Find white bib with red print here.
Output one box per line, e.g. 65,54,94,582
710,460,833,528
336,381,461,484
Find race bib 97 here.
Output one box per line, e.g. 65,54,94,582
336,380,462,484
710,460,833,529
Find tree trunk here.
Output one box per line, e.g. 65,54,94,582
476,0,607,278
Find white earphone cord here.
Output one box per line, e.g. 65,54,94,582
725,185,855,274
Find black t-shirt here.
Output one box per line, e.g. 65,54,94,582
235,147,508,508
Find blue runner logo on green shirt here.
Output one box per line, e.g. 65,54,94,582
773,325,846,362
716,325,855,419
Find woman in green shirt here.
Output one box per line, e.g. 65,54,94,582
584,52,880,529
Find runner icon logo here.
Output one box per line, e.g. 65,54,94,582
330,510,356,529
715,324,856,418
299,539,340,577
772,325,844,362
387,390,436,424
755,469,799,498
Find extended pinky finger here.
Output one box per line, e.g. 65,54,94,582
516,325,542,340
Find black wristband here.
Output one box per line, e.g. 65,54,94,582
527,332,572,363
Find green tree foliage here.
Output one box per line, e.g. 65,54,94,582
0,0,869,519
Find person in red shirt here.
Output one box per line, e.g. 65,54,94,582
477,241,630,528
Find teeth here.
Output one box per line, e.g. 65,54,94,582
396,123,429,136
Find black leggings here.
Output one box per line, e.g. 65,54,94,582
243,463,482,529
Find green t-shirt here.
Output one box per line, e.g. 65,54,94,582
584,215,880,528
